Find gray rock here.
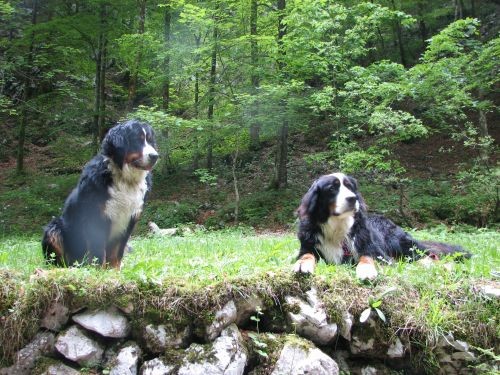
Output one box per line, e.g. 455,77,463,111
451,351,475,361
55,325,104,367
386,337,405,358
271,340,339,375
206,300,237,341
235,295,264,326
109,342,142,375
144,323,191,353
479,284,500,299
40,363,80,375
0,332,55,375
285,288,338,345
339,311,353,341
140,358,176,375
73,306,130,338
41,301,69,332
178,324,248,375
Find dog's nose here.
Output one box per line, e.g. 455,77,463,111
149,153,159,165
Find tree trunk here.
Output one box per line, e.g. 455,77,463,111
417,1,427,50
477,91,489,163
162,2,171,111
193,35,201,170
232,147,240,224
93,39,102,153
249,0,261,151
206,6,218,171
273,0,288,189
390,0,407,67
16,0,38,174
470,0,476,17
98,38,107,141
454,0,464,20
127,0,146,111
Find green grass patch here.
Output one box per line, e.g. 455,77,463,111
0,227,498,367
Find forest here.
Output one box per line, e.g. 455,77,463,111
0,0,498,233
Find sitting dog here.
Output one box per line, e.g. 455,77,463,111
294,173,469,280
42,120,158,268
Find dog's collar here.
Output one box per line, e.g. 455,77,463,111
342,241,351,257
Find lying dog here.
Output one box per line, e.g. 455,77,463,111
294,173,469,280
42,120,158,268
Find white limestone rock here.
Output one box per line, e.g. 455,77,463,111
140,358,176,375
340,311,354,341
205,300,237,341
143,323,192,353
271,340,339,375
55,325,104,367
41,300,69,332
0,332,55,375
72,306,130,338
386,337,405,358
285,288,338,345
109,342,142,375
178,324,248,375
40,363,80,375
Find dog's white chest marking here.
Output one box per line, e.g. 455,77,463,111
105,165,147,240
318,215,355,264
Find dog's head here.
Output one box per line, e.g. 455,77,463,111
298,173,366,222
102,120,159,171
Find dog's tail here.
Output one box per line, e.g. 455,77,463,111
416,240,471,260
42,218,65,266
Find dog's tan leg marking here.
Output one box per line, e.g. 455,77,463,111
293,253,316,274
356,256,378,280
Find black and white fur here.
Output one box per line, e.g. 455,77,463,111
42,120,158,268
294,173,469,280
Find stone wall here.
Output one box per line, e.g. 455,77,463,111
0,288,494,375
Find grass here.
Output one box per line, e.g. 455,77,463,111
0,226,499,368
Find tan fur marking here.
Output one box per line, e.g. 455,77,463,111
358,255,375,265
125,152,142,164
106,245,122,269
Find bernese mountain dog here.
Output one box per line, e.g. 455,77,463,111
294,173,469,280
42,119,158,268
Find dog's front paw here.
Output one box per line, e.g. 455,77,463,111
356,256,378,280
293,253,316,274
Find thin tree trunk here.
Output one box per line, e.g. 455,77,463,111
249,0,261,151
206,5,218,171
98,38,107,141
93,40,102,152
390,0,407,67
454,0,464,20
127,0,146,111
470,0,476,17
273,0,288,189
193,34,201,170
232,147,240,224
16,0,38,174
162,2,171,112
477,91,489,163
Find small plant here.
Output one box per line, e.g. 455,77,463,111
360,286,397,323
248,307,269,358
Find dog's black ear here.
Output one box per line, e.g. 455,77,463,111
102,126,126,169
297,181,320,219
348,175,367,212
